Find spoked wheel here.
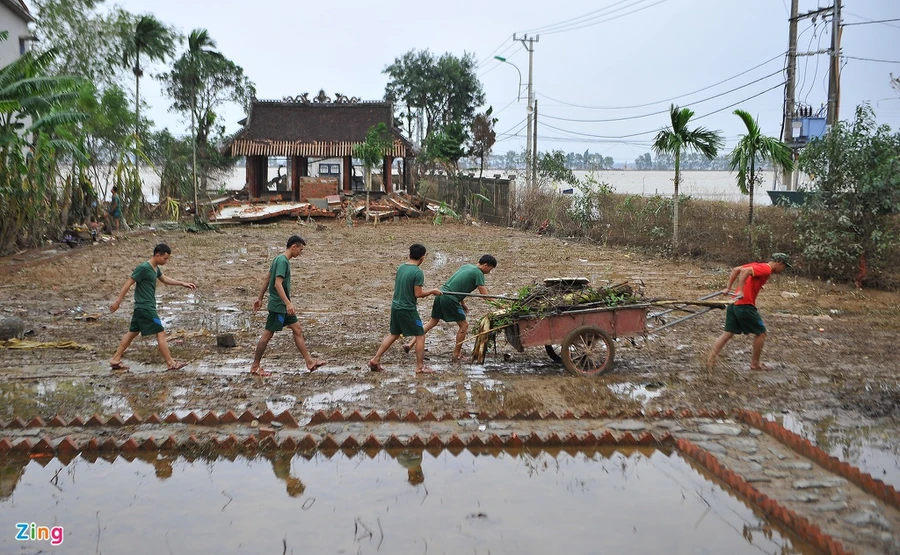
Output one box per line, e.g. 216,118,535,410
561,325,615,376
545,344,562,362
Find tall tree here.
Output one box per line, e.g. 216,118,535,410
161,28,255,206
469,107,497,179
728,109,793,253
122,15,175,178
383,50,484,141
652,104,723,254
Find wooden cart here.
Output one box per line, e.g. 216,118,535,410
503,303,652,377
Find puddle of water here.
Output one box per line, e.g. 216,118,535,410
430,251,448,269
0,378,133,418
767,412,900,490
302,384,373,412
0,449,811,554
267,395,298,414
608,381,666,405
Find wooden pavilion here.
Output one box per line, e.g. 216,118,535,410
221,96,415,199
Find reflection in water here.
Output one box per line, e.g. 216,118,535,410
771,412,900,490
0,448,812,554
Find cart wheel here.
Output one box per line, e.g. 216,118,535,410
561,325,615,377
545,344,562,362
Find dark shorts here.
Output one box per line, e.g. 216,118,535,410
389,308,424,337
265,312,298,333
129,307,164,336
724,304,766,335
431,295,467,323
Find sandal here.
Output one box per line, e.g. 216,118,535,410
415,366,436,374
402,344,412,354
368,361,385,372
250,367,272,377
110,362,129,371
167,361,188,371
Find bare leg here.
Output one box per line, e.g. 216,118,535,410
370,334,400,368
750,332,767,369
414,335,433,373
707,332,734,368
405,318,439,351
251,330,275,371
110,331,139,365
156,332,177,367
452,320,469,360
288,322,326,371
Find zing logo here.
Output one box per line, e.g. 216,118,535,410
15,523,64,546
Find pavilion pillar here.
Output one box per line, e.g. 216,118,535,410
342,157,352,195
246,155,267,198
382,155,394,192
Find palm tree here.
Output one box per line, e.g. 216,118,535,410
185,29,222,216
122,15,174,178
652,104,723,255
728,109,793,253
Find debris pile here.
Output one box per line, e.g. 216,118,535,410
471,278,643,362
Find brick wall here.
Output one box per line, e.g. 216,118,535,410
300,177,340,201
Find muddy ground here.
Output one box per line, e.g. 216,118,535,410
1,219,898,485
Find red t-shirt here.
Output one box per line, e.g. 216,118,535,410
735,262,772,306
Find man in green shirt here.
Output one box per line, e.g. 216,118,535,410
403,255,497,361
249,235,327,376
109,243,196,371
368,243,442,374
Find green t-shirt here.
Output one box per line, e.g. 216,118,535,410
131,261,162,309
267,254,291,313
441,264,485,302
391,263,424,310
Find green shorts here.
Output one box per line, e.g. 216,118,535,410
724,304,766,335
431,295,467,323
389,308,424,337
265,311,298,333
129,307,165,336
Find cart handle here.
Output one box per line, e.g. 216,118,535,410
443,291,516,301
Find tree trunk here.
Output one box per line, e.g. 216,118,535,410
134,51,140,183
672,149,681,257
192,94,198,219
748,159,756,255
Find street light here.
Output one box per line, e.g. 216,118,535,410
494,56,522,101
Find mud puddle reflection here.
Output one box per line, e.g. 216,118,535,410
0,448,812,554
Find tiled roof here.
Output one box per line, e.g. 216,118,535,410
1,0,34,23
223,99,414,158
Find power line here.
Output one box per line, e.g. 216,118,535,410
519,0,653,35
843,18,900,26
844,55,900,64
535,52,785,110
540,69,784,123
541,0,673,36
843,11,900,31
537,82,785,140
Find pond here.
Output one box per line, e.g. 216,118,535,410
0,447,812,554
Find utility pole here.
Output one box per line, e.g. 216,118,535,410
782,0,799,191
532,99,538,188
827,0,842,127
514,33,538,189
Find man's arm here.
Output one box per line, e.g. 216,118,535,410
462,285,491,312
724,266,754,295
159,274,197,290
253,272,270,312
274,276,295,315
110,278,136,312
414,285,442,298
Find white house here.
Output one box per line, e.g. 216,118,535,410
0,0,34,65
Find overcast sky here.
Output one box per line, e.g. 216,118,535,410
113,0,900,162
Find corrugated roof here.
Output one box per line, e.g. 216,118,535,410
222,99,414,158
1,0,34,23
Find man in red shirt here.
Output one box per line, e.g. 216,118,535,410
707,253,792,371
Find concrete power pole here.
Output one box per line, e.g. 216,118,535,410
532,98,538,188
782,0,799,191
827,0,842,127
515,33,538,189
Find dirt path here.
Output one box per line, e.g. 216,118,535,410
1,219,898,486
